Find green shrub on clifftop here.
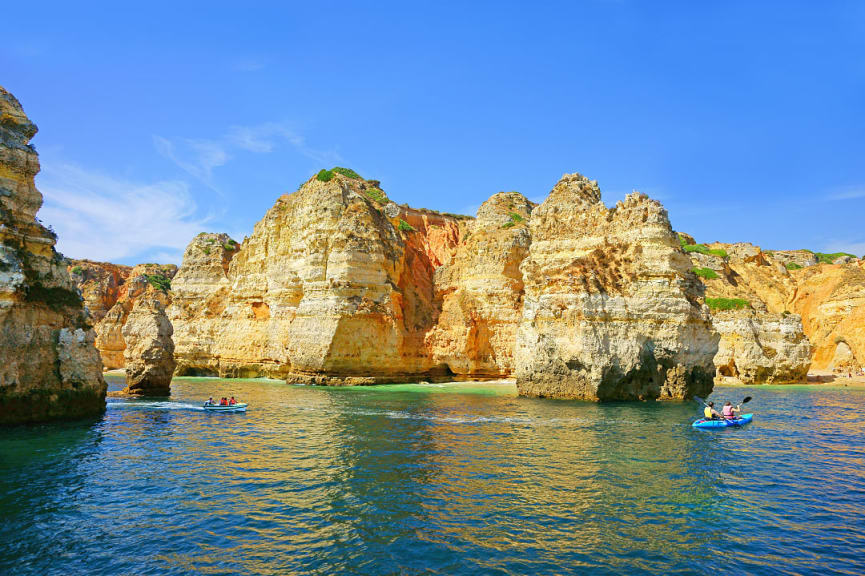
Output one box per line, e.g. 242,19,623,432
316,169,335,182
785,262,802,270
332,167,362,179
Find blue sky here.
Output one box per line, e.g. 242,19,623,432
2,1,863,264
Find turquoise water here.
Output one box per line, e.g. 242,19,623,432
2,377,864,575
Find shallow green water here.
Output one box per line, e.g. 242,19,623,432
1,377,864,575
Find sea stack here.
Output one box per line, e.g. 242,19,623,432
514,174,719,400
0,86,106,423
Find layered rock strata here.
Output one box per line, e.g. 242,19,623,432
684,239,812,383
69,260,176,369
122,293,175,395
170,177,466,382
426,192,534,377
513,174,718,401
0,86,105,424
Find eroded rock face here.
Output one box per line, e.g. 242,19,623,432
122,294,175,395
712,311,810,384
427,192,533,377
685,240,812,383
514,174,718,401
69,261,176,369
170,176,466,382
789,262,865,373
0,86,105,423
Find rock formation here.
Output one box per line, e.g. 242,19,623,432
513,174,718,400
712,311,810,384
682,238,812,383
0,86,105,424
426,192,534,377
69,260,176,369
170,174,466,382
788,261,865,373
122,293,175,395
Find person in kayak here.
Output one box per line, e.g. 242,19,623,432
229,397,237,406
722,401,741,420
204,397,214,407
703,401,722,420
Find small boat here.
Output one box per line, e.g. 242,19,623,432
692,413,753,429
203,403,248,413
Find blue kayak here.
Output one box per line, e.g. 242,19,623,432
692,413,753,429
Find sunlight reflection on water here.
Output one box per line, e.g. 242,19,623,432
1,378,864,575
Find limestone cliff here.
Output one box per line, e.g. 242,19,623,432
122,293,175,395
69,260,175,369
0,86,105,424
789,262,865,373
684,239,812,383
426,192,533,377
170,173,465,382
514,174,718,401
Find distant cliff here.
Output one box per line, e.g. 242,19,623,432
0,86,105,424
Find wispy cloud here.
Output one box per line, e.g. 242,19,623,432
826,185,865,201
38,163,210,264
154,122,341,189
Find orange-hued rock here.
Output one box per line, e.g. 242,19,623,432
426,192,534,377
69,260,176,369
514,174,718,400
686,241,812,383
0,86,105,424
789,262,865,372
169,176,466,381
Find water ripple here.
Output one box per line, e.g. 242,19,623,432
2,380,864,575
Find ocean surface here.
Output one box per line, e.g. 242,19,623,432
2,376,864,576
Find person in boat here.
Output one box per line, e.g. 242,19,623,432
229,397,237,406
204,397,214,407
722,401,741,420
703,401,722,420
219,397,228,406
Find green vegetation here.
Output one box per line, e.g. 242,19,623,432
692,266,719,280
146,274,172,292
814,252,856,264
71,265,83,275
332,167,362,179
398,219,415,232
705,297,750,312
316,167,364,183
785,262,802,271
364,187,388,204
501,212,524,229
678,235,728,258
203,246,211,255
223,239,238,251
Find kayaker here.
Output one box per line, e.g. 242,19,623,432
703,401,721,420
722,401,740,420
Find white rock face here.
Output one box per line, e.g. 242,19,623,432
713,311,811,384
514,174,718,401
